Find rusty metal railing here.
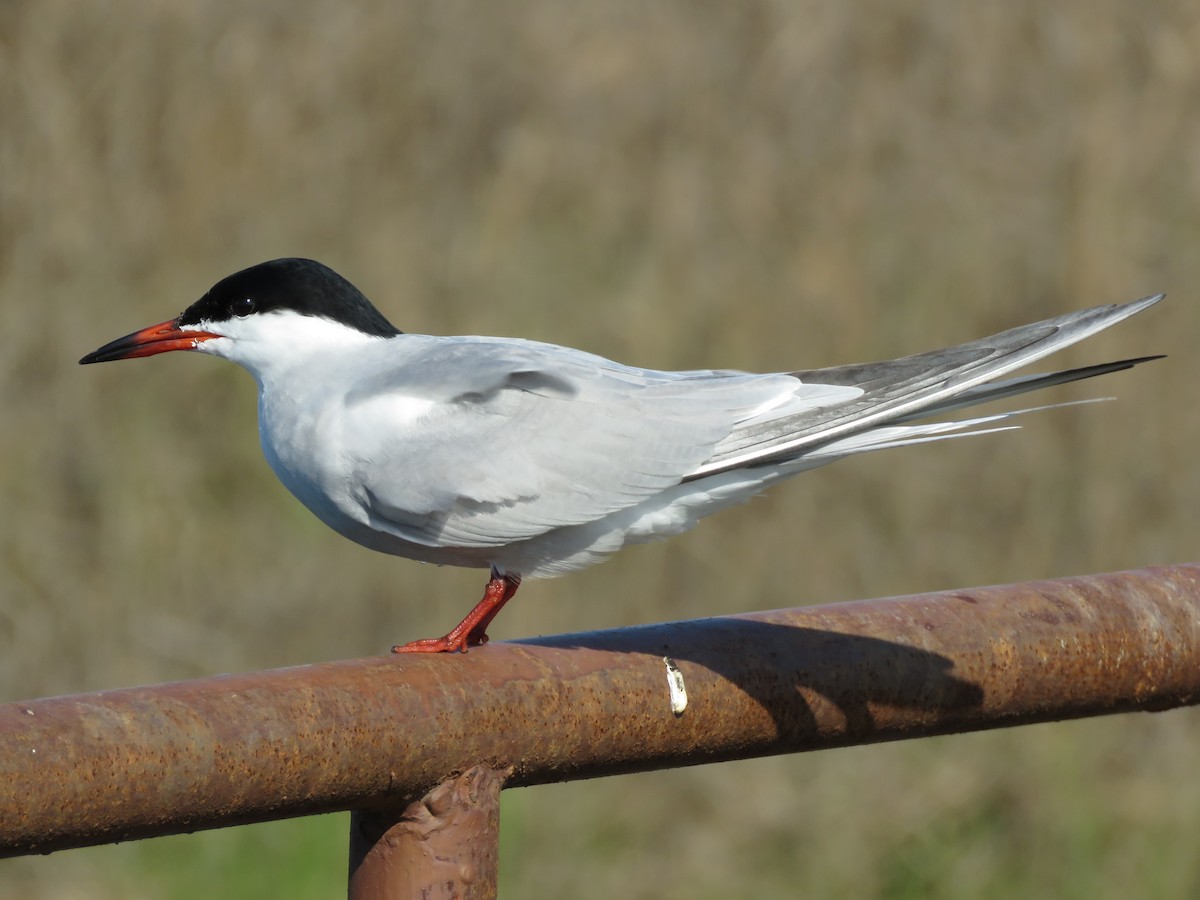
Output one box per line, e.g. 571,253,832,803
3,564,1200,899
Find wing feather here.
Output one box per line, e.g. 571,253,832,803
689,295,1162,479
339,336,855,548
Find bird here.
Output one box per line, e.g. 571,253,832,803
80,258,1161,653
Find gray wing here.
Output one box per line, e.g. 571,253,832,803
339,337,858,548
688,294,1163,479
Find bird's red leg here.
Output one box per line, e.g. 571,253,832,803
392,571,522,654
470,573,521,637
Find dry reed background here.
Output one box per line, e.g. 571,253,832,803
2,1,1199,897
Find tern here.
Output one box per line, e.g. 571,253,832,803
80,259,1161,652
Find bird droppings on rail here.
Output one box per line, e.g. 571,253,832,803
663,658,688,716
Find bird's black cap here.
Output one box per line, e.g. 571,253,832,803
179,258,401,338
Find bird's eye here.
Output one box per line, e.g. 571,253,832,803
233,297,257,317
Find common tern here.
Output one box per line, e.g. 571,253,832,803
80,259,1161,652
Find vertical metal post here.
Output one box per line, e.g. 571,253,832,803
348,765,507,900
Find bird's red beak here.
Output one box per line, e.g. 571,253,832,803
79,319,220,364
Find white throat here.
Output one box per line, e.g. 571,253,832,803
188,309,389,385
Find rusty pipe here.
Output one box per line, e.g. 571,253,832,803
2,563,1199,857
348,765,506,900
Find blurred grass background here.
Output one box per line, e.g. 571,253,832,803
2,0,1198,897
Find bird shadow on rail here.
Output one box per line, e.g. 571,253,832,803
516,616,985,744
